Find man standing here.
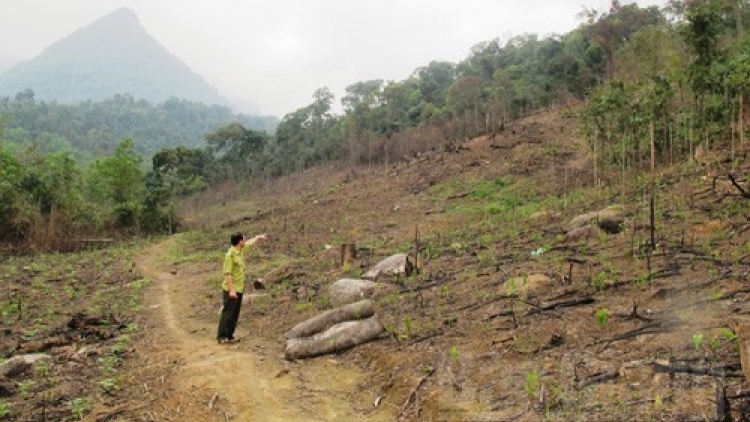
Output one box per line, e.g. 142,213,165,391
217,231,267,344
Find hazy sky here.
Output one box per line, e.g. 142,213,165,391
0,0,668,117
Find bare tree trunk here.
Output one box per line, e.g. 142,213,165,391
649,120,656,250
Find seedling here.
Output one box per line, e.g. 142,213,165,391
450,345,460,362
68,397,92,420
692,333,704,350
525,368,539,398
595,308,610,327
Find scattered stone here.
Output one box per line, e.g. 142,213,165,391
0,354,52,378
362,253,414,281
566,224,601,242
567,205,625,233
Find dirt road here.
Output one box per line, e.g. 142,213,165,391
134,238,394,422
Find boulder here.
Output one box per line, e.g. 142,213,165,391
568,205,625,234
566,224,602,242
0,354,51,379
363,253,414,281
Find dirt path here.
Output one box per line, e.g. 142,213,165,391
135,237,394,422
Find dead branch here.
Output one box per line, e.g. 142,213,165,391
526,297,594,315
578,371,619,388
409,329,444,345
398,366,436,421
728,174,750,198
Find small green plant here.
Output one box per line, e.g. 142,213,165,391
525,368,539,398
100,378,119,393
111,335,130,355
19,380,34,398
130,278,151,291
34,360,50,376
68,397,92,420
124,322,139,333
0,399,9,417
595,308,610,327
719,328,738,342
295,302,311,312
97,355,121,374
404,315,414,338
450,345,460,362
692,333,704,350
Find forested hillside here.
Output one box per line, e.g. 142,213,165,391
0,93,278,160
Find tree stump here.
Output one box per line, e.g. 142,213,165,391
341,243,357,267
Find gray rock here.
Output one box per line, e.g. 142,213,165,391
0,354,51,378
363,253,414,281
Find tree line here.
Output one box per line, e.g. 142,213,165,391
1,0,746,251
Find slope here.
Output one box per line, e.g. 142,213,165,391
132,106,749,421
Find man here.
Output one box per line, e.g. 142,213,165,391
217,231,267,344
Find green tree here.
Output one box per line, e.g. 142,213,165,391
205,122,269,180
87,138,145,228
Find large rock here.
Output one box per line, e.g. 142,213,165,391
566,224,602,242
567,205,625,234
328,278,385,304
0,354,51,379
363,253,414,281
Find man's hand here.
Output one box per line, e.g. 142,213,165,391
249,233,268,244
229,289,237,299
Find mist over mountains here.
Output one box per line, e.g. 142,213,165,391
0,8,230,107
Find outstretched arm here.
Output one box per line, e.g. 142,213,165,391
246,233,268,246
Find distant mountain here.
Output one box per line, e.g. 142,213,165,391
0,8,228,106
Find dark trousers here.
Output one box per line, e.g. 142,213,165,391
217,290,243,340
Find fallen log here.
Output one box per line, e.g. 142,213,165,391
652,361,744,378
285,300,375,339
285,315,384,360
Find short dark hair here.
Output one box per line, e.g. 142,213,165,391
230,232,244,246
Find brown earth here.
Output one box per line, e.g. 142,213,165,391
3,107,749,421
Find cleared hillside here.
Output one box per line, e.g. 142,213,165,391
2,107,748,421
164,107,750,421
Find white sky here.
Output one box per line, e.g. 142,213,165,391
0,0,667,117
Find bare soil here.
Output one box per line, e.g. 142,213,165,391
2,107,749,421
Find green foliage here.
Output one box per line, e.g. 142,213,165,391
525,368,540,398
0,94,278,159
692,333,704,350
68,397,93,420
0,400,9,418
595,308,610,327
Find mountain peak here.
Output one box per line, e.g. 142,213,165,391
0,8,228,106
